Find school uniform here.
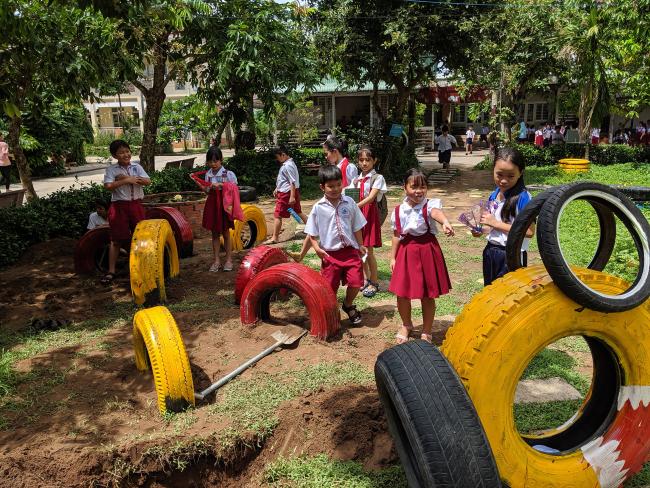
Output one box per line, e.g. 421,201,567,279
483,187,532,286
274,158,302,218
191,167,238,234
591,128,601,145
304,195,366,293
87,211,108,230
465,129,475,146
103,162,149,242
435,134,457,168
389,198,451,299
348,170,387,247
534,129,544,147
337,157,358,187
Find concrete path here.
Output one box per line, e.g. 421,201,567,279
515,377,582,404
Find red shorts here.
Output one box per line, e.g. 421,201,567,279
274,189,302,218
108,200,145,242
321,247,364,293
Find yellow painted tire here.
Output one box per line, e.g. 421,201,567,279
230,204,268,251
133,306,195,414
130,219,180,306
441,265,650,488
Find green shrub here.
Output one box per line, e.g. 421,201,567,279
145,167,199,194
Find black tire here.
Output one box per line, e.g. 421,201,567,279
374,341,501,488
537,181,650,312
615,185,650,203
238,185,257,202
506,186,617,272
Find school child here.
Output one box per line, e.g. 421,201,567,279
87,200,109,230
542,124,552,147
473,146,533,286
347,145,387,298
323,136,357,186
267,145,308,244
480,125,489,148
305,165,367,325
534,126,544,147
435,125,457,169
591,127,601,145
551,125,565,145
465,126,475,155
191,146,240,272
102,139,150,284
389,168,454,344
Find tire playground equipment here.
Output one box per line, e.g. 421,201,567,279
559,158,590,173
145,206,194,258
239,262,340,340
74,226,112,275
234,246,289,305
130,219,180,306
441,265,650,488
133,306,195,415
227,204,268,251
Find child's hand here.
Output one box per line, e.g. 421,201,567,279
289,195,296,204
273,189,278,197
480,211,497,228
390,257,396,272
359,245,367,258
315,247,329,260
442,221,455,236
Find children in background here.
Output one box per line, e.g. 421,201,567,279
534,126,544,147
347,145,387,298
323,137,357,187
480,125,489,148
465,126,475,155
551,125,565,145
190,146,239,272
591,127,601,145
390,169,454,344
102,140,150,284
542,123,552,147
473,146,533,286
267,145,307,244
305,165,367,325
435,125,457,169
0,134,11,192
87,200,109,230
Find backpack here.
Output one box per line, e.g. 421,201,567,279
369,173,388,225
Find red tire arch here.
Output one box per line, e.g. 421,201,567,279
145,206,194,258
234,246,289,304
74,226,111,274
240,263,340,340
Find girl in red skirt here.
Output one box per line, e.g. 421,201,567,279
191,146,238,272
348,145,387,298
389,168,454,343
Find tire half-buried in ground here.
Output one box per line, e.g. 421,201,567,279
441,265,650,487
375,341,501,488
234,246,289,304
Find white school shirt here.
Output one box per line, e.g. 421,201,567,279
435,134,457,152
348,169,387,200
391,198,442,239
87,211,108,230
103,162,149,202
337,158,358,183
276,158,300,192
204,167,237,184
466,129,476,140
486,190,533,250
304,195,367,251
591,128,601,138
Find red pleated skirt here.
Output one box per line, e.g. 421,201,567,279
361,202,382,247
389,233,451,299
203,189,234,234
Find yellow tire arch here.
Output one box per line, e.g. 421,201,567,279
230,204,268,251
130,219,180,306
133,306,195,415
441,265,650,488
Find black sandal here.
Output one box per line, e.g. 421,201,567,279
342,302,362,325
100,273,115,285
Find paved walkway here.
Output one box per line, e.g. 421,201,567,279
7,147,485,199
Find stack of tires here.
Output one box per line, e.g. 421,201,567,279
376,182,650,487
559,158,590,173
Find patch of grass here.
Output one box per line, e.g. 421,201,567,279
263,454,407,488
375,257,392,281
336,289,394,311
526,163,650,187
208,362,373,440
626,462,650,487
549,336,590,353
514,399,583,434
521,348,590,394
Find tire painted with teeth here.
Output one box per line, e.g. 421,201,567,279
441,265,650,488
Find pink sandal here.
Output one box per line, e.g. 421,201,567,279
395,325,414,344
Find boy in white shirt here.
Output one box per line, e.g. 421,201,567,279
435,125,457,169
465,125,475,155
87,200,109,230
305,165,367,325
268,145,308,243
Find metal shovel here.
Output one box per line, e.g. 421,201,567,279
194,326,307,401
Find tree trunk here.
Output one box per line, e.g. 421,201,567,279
391,85,410,122
407,94,416,142
139,89,166,173
371,80,384,127
7,115,37,201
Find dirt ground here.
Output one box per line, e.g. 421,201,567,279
0,168,497,487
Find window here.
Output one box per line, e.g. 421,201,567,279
452,104,467,123
111,108,122,127
526,104,535,122
175,80,186,90
535,103,549,121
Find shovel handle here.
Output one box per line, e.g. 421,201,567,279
195,338,285,400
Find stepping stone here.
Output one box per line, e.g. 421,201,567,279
514,377,582,404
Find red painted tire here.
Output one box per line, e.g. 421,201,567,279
240,263,340,340
234,246,289,304
74,226,111,274
145,206,194,258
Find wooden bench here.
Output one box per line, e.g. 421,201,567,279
164,157,197,170
0,189,26,208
